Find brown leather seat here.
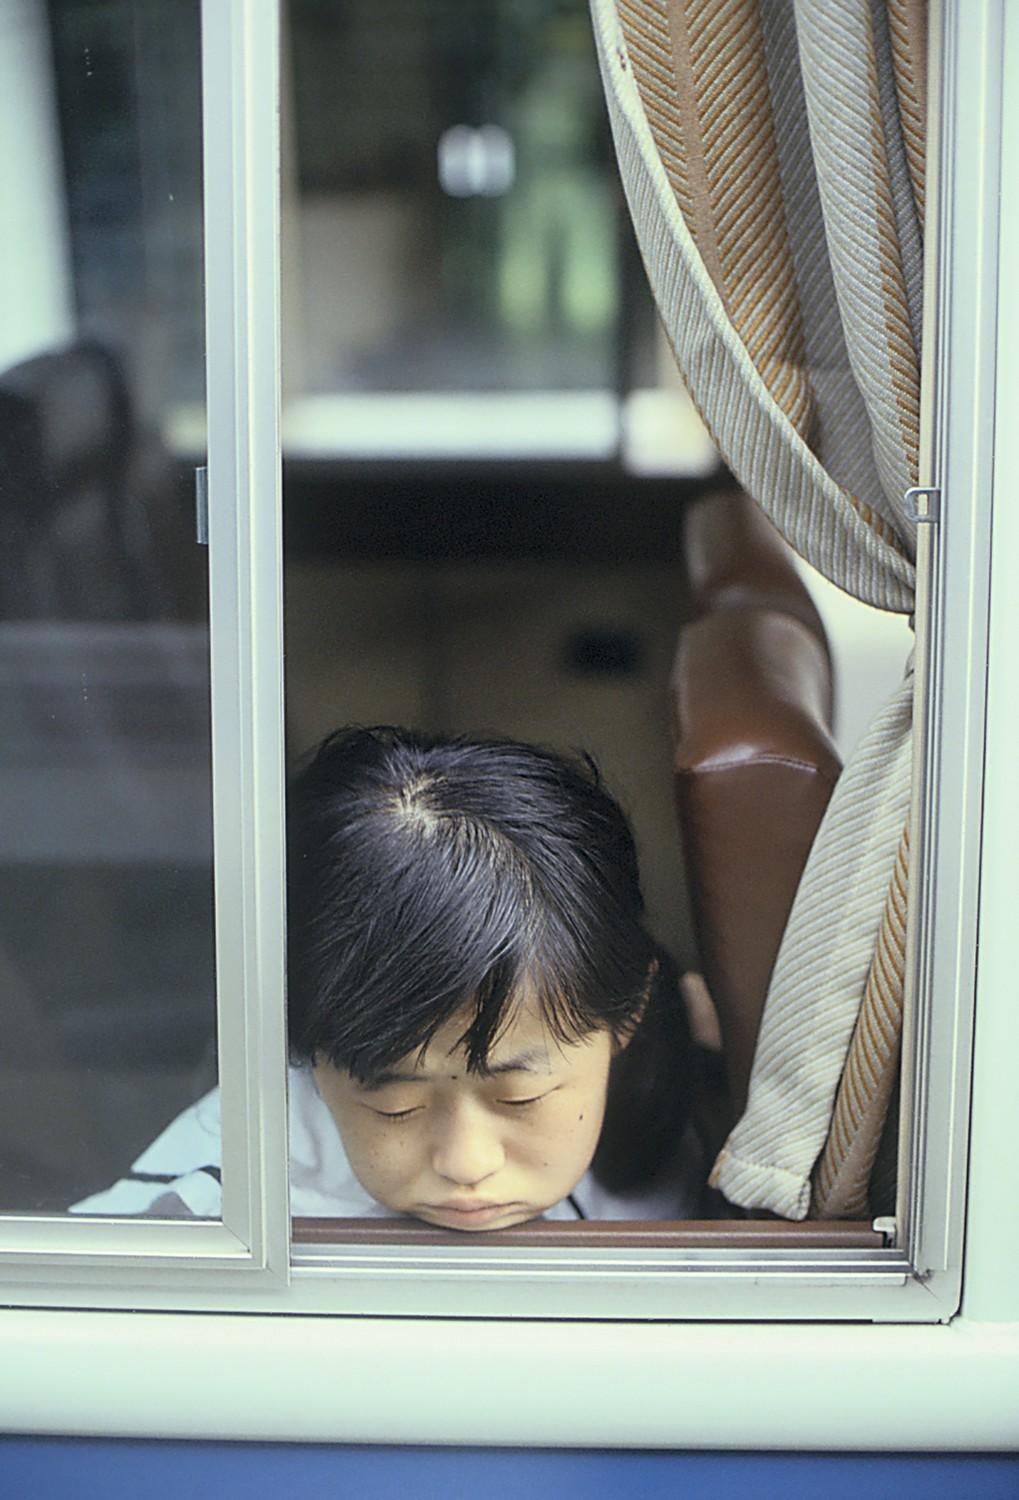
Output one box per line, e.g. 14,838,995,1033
684,481,831,663
672,487,841,1131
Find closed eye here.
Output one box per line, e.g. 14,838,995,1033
499,1093,551,1108
370,1106,422,1120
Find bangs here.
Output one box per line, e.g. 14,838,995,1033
344,950,610,1089
448,947,601,1082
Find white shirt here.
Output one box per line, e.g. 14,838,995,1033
72,1065,702,1222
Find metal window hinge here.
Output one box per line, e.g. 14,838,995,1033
905,485,940,523
872,1215,897,1246
195,465,209,546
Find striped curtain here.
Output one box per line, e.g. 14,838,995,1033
590,0,927,1218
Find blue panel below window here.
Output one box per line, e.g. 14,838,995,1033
2,1441,1018,1499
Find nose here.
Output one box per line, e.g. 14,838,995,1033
431,1105,505,1187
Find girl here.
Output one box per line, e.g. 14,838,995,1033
74,726,706,1225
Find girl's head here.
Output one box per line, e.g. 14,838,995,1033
287,725,688,1229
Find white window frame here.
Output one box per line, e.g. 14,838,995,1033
1,0,1018,1445
0,0,290,1293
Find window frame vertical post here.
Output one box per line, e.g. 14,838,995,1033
202,0,289,1275
957,0,1019,1325
900,0,1003,1296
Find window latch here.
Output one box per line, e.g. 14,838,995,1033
195,465,209,546
872,1215,897,1246
905,485,940,523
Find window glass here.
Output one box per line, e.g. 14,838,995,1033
281,0,722,1244
0,0,215,1216
287,0,620,401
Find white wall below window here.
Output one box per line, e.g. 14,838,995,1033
0,1306,1016,1448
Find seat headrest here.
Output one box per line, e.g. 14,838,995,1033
0,341,131,489
684,487,829,647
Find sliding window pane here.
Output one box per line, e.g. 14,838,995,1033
0,0,215,1215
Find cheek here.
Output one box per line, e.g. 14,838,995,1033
520,1089,607,1176
573,1096,609,1158
335,1111,420,1191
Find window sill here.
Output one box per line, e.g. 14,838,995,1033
291,1217,886,1250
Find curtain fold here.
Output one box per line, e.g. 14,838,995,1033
591,0,925,1217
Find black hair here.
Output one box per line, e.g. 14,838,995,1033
287,725,692,1190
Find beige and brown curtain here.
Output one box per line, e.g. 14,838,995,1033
590,0,926,1218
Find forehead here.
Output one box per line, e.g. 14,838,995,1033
379,992,559,1084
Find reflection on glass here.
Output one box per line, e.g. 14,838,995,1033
286,0,619,400
269,0,714,468
0,0,215,1215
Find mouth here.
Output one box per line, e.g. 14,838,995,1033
420,1200,521,1229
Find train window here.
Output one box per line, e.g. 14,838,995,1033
0,1,218,1217
0,0,287,1287
0,0,1012,1344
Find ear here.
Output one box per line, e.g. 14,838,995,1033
679,970,723,1052
613,957,658,1052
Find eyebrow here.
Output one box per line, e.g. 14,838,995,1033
363,1048,551,1091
